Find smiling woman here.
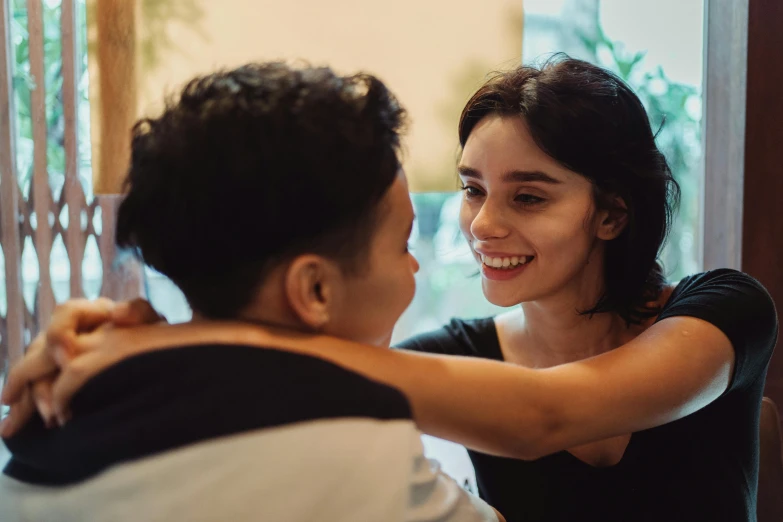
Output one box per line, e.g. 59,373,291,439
391,2,711,490
388,55,775,521
454,58,677,322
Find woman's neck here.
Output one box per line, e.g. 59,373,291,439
498,264,644,367
503,279,668,367
498,244,639,365
516,300,634,366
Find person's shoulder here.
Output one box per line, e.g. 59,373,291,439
91,343,415,425
674,268,764,289
445,316,500,339
658,268,778,366
665,268,775,310
396,316,500,359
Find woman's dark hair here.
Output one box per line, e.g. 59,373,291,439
117,62,407,318
458,54,680,324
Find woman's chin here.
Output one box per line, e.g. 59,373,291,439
481,285,531,309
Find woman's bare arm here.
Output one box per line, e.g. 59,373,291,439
3,303,735,460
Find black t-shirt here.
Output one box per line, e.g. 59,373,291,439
398,269,778,522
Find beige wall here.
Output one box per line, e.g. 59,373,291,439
91,0,522,192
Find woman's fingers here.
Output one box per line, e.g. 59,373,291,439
31,377,57,428
45,298,118,357
110,298,167,327
0,386,36,438
1,333,55,406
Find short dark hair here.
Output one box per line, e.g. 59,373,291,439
116,62,407,318
459,55,680,324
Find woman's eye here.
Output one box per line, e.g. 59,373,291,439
461,185,483,197
515,194,545,205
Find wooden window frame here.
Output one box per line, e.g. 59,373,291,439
702,0,783,416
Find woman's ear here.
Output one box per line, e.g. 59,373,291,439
284,255,337,330
597,196,629,241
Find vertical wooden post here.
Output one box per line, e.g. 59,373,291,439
26,0,55,328
701,0,747,272
61,0,87,298
93,0,137,195
742,0,783,422
0,0,26,365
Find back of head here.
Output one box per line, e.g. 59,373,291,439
459,55,680,324
116,63,407,318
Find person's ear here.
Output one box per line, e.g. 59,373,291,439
284,255,338,330
596,196,628,240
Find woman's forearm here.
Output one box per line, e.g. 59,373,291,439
137,323,559,459
268,335,557,460
27,317,733,460
392,350,555,459
285,322,731,461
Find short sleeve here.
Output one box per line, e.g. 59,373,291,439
656,269,778,392
395,318,503,360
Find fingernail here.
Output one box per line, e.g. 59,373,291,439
109,302,127,319
53,346,68,366
41,407,57,429
35,400,53,422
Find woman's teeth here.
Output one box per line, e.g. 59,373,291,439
479,254,534,269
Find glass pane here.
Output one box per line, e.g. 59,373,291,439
50,232,70,302
145,267,192,324
82,234,102,299
10,0,33,192
42,0,66,192
21,235,38,314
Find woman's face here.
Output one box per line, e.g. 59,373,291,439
458,115,616,308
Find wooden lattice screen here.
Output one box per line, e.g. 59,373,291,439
0,0,143,383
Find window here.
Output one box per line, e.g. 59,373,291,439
1,0,99,397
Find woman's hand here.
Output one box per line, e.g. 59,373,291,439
0,298,165,437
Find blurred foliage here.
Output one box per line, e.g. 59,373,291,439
10,0,204,197
10,0,88,195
